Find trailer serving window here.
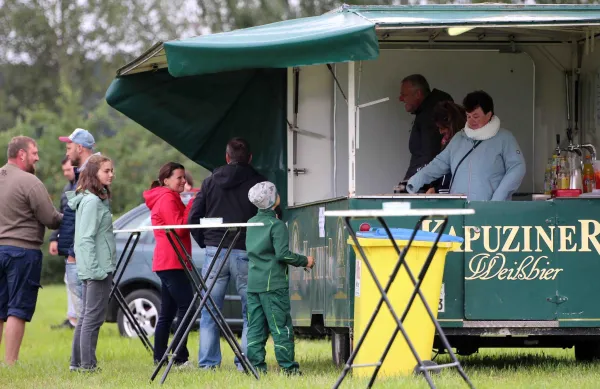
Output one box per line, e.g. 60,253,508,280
286,15,600,205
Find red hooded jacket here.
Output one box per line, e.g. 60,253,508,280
143,187,195,272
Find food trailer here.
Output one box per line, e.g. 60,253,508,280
106,4,600,366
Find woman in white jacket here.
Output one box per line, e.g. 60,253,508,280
407,90,526,201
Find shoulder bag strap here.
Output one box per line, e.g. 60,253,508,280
448,140,482,192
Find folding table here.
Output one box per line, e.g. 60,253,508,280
109,231,154,353
323,208,476,389
113,222,264,384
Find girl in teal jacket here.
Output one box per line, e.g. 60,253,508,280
67,155,116,373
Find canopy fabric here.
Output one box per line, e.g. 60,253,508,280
105,68,289,206
164,11,379,77
106,4,600,213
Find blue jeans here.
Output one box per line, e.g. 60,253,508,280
65,260,82,318
198,246,248,369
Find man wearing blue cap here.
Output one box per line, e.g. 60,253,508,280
57,128,100,322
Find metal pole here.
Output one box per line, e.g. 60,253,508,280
348,61,356,198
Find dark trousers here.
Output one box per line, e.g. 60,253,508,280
154,270,194,364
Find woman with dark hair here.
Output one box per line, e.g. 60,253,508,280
68,154,116,372
143,162,195,366
425,101,467,194
407,90,526,201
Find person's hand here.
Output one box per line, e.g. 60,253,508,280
393,181,409,194
67,256,76,263
49,241,58,256
426,187,436,194
306,256,315,269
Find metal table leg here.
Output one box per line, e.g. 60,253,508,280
150,227,259,384
332,215,475,389
108,232,154,353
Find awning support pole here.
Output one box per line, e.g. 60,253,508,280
348,61,356,198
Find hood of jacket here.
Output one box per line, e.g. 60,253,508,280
67,190,85,211
212,163,261,190
415,88,453,116
143,186,179,210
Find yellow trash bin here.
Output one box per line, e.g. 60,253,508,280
350,227,463,378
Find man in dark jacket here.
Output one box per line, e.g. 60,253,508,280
188,137,267,371
399,74,453,182
49,157,78,330
53,128,98,329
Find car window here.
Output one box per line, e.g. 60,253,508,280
114,208,152,242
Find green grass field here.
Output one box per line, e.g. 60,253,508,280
1,285,600,388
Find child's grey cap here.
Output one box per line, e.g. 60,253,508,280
248,181,278,210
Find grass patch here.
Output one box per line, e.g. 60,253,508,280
1,285,600,388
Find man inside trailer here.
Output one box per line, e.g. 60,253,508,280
398,74,453,186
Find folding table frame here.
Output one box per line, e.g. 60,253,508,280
115,223,263,385
323,209,476,389
109,231,154,353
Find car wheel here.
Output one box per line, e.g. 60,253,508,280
117,289,160,338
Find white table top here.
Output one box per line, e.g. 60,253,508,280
114,222,265,234
323,209,475,218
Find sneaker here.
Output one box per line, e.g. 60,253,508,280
51,319,75,330
78,366,101,374
174,361,193,370
69,366,79,372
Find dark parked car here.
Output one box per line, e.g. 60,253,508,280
105,192,243,337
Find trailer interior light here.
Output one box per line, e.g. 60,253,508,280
447,26,475,36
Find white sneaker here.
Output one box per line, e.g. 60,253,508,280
175,361,193,370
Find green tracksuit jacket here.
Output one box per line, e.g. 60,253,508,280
245,208,308,372
246,209,308,293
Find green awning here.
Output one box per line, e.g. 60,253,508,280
164,11,378,77
105,68,290,204
106,4,600,210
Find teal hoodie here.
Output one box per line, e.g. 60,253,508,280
67,190,116,281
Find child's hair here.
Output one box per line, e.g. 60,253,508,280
76,155,112,199
433,101,467,139
150,162,185,189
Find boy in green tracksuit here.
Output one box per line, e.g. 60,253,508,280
245,181,315,374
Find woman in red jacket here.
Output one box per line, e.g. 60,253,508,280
143,162,195,366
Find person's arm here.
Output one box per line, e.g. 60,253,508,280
406,145,452,194
491,134,526,201
49,229,59,242
28,181,63,229
78,198,106,280
271,221,308,268
187,184,206,248
161,196,194,237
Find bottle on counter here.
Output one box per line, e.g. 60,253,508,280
544,157,554,194
543,159,550,194
583,155,596,193
559,157,570,190
552,155,560,191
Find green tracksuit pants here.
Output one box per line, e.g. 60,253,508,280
246,288,299,373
